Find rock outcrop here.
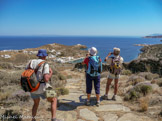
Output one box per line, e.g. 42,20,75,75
124,44,162,76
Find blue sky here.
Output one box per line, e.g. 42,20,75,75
0,0,162,36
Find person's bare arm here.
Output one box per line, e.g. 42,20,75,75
104,52,112,62
43,68,53,82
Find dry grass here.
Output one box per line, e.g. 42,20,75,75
139,97,149,112
128,75,145,86
0,70,23,87
0,91,11,101
0,62,14,69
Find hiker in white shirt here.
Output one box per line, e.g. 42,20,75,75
26,49,62,121
102,47,124,101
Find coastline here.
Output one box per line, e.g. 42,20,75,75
0,43,87,65
0,36,161,62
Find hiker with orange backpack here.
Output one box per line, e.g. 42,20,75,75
22,49,61,121
102,47,124,101
82,47,102,106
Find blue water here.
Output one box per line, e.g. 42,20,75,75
0,36,161,62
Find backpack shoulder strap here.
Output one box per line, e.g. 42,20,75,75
111,57,114,63
35,61,45,72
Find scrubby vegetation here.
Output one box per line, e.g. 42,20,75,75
55,87,69,96
127,75,145,86
0,62,14,69
157,78,162,87
0,62,69,108
124,84,152,101
121,69,132,75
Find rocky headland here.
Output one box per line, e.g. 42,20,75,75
0,43,162,121
123,44,162,76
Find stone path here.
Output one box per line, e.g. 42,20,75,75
55,70,155,121
20,70,155,121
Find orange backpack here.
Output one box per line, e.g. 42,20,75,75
21,61,45,92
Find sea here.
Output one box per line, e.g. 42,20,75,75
0,36,161,62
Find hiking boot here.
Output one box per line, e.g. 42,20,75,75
102,95,108,100
85,100,91,106
112,95,116,101
51,118,62,121
96,101,100,107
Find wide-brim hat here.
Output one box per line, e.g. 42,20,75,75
37,49,48,57
113,47,120,52
89,47,97,56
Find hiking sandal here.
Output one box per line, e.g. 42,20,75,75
85,100,91,106
96,101,100,107
112,95,116,101
102,95,108,100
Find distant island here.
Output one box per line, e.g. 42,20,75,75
143,34,162,38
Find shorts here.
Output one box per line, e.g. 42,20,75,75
30,92,46,99
108,73,120,79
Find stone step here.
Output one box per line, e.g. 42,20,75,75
79,108,99,121
95,104,131,112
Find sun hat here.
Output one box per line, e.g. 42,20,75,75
113,47,120,52
37,49,48,57
89,47,97,56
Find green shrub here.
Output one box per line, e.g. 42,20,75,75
67,75,72,79
56,87,69,96
124,84,152,101
121,69,132,75
58,74,66,80
130,90,140,100
51,75,67,88
140,85,152,96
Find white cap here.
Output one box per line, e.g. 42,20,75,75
113,47,120,52
89,47,97,56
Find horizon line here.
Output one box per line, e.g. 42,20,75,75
0,35,142,37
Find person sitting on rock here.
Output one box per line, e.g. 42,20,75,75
102,47,124,101
26,49,62,121
82,47,102,106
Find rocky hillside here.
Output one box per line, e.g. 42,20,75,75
124,44,162,76
0,43,162,121
0,43,87,65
